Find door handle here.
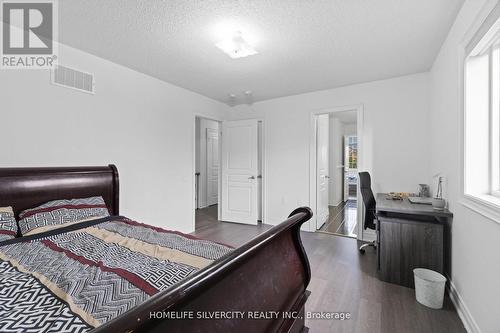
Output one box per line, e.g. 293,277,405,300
325,175,330,179
249,176,255,180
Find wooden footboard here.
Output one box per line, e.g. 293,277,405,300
0,166,312,333
94,207,313,333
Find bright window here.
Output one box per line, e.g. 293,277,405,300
346,136,358,170
464,14,500,204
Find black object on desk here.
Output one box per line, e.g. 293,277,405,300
376,193,453,288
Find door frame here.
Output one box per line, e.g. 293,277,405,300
192,114,266,232
308,104,365,240
206,127,219,206
257,120,266,224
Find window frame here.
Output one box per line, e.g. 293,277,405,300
487,44,500,197
461,1,500,224
345,135,358,170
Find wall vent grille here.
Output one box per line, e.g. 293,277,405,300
51,65,95,94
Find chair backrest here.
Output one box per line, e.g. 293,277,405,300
358,172,376,230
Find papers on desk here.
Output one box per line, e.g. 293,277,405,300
408,196,433,205
386,192,412,200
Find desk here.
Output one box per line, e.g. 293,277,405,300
375,193,453,288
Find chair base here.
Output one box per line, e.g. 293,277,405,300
359,241,376,254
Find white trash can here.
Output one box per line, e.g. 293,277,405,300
413,268,447,309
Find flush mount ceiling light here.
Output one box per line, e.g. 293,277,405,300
226,91,254,106
215,31,258,59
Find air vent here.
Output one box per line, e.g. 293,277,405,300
51,65,95,94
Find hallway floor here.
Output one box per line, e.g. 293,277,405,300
319,200,357,237
195,205,271,245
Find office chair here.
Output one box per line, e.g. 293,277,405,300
358,171,377,254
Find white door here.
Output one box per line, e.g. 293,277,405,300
316,115,330,228
206,128,219,206
221,119,259,224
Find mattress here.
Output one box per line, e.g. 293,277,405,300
0,216,233,332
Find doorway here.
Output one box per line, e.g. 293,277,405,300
310,106,363,240
195,117,221,227
194,116,264,230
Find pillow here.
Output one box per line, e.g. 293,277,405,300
0,206,17,241
18,196,110,236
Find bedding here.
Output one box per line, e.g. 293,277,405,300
0,207,16,241
17,197,110,236
0,216,233,333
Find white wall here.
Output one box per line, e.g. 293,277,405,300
0,43,229,233
429,0,500,332
328,116,344,206
227,73,430,229
196,118,220,208
344,123,357,136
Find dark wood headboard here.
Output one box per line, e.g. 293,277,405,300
0,165,119,218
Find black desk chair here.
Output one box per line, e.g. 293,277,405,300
359,172,377,254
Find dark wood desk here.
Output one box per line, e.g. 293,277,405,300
375,193,453,288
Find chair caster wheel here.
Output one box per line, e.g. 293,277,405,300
359,249,365,254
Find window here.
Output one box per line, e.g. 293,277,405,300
346,136,358,170
464,11,500,206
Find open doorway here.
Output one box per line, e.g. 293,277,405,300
194,117,265,230
195,117,221,228
311,107,363,239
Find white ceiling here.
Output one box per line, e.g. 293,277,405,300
59,0,463,105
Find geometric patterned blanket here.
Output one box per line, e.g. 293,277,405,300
0,217,233,332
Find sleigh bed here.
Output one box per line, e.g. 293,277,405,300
0,165,312,333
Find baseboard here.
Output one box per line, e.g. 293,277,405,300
447,280,481,333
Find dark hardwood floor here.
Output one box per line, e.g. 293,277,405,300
194,205,273,246
193,206,466,333
319,200,358,237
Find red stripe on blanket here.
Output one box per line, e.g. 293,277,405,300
41,239,157,296
20,204,109,219
0,230,16,236
116,219,234,248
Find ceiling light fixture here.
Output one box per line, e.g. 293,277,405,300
216,31,258,59
243,90,254,105
227,93,237,106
